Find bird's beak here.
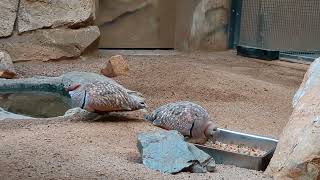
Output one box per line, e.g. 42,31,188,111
208,127,220,142
65,84,81,92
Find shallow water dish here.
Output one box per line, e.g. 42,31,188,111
195,128,278,171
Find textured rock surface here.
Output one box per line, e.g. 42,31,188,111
0,0,19,37
17,0,96,33
292,57,320,107
266,58,320,179
175,0,229,51
0,26,100,62
0,51,16,79
101,55,129,77
137,130,215,174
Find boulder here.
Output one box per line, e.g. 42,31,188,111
0,0,19,37
17,0,96,33
266,58,320,179
0,51,16,79
0,26,100,62
137,130,216,174
101,55,129,77
292,57,320,107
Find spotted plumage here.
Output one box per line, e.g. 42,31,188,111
144,101,219,144
66,81,145,113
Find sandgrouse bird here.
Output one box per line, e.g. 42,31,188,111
65,81,146,113
144,101,219,144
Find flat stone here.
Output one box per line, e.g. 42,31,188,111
0,0,19,37
0,51,16,79
0,26,100,62
101,55,129,77
266,57,320,179
137,130,215,174
17,0,96,33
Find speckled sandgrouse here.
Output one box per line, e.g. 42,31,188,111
65,81,145,113
144,101,219,144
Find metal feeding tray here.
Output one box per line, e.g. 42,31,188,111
195,128,278,171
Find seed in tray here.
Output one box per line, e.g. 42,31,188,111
204,141,267,157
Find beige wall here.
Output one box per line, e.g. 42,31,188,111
96,0,176,48
175,0,230,51
96,0,230,51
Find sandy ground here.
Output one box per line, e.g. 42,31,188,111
0,50,308,179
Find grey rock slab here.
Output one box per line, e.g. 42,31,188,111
137,130,215,174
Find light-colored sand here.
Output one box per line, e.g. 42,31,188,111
0,50,308,179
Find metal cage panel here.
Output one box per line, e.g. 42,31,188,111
239,0,320,59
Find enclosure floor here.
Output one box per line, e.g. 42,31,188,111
0,50,308,179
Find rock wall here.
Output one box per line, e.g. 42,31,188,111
0,0,230,60
266,58,320,179
0,0,100,62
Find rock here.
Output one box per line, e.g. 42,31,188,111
17,0,96,33
0,26,100,62
101,55,129,77
0,51,16,79
0,107,33,120
137,130,215,174
266,58,320,179
0,0,19,37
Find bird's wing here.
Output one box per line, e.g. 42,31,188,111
150,105,194,136
85,82,132,112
